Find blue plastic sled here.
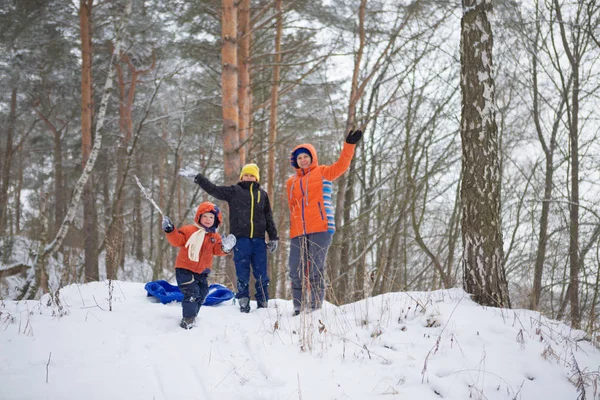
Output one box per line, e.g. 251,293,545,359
144,280,234,306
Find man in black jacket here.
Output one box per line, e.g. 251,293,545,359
179,164,278,313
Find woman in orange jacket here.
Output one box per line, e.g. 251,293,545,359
286,130,362,315
162,202,236,329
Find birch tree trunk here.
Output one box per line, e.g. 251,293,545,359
20,36,121,299
460,0,510,308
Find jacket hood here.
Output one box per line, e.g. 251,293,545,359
194,201,222,231
290,143,319,174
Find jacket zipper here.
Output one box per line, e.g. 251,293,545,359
250,183,255,238
318,201,324,220
300,172,307,235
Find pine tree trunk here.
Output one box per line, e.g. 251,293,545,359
460,0,510,308
238,0,251,165
80,0,99,281
222,0,240,286
222,0,240,185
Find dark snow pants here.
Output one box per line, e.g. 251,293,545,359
233,237,270,302
176,268,209,318
288,231,333,311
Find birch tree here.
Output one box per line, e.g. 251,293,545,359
460,0,510,308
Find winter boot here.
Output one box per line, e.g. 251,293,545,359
257,300,268,309
239,297,250,313
180,317,195,329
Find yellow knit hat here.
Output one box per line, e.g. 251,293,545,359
240,163,260,182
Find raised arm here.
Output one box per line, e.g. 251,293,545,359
322,130,362,181
194,173,235,201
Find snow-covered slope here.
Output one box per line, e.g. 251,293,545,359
1,282,598,400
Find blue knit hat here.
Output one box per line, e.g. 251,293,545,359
291,147,312,168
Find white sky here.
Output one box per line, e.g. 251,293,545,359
1,281,598,400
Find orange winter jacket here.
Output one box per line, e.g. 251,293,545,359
165,202,228,274
286,142,356,239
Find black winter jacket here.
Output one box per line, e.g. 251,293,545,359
194,174,278,240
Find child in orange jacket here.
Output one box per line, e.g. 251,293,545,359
162,202,236,329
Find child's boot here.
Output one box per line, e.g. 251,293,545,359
257,300,268,309
239,297,250,313
180,317,195,329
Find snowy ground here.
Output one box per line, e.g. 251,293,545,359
1,282,599,400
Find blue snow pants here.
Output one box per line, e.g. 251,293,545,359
233,237,269,302
176,268,209,318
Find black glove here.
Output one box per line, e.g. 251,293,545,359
162,216,174,233
345,129,363,144
193,173,204,185
267,240,278,254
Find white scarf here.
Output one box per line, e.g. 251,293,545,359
185,223,206,262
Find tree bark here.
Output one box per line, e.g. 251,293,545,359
222,0,240,286
0,88,17,236
80,0,98,282
238,0,251,165
267,0,282,204
554,0,581,328
15,141,23,234
460,0,510,308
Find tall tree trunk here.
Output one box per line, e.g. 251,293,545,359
15,142,23,234
267,0,282,203
340,162,355,303
0,88,16,237
330,0,366,302
460,0,510,308
53,125,65,235
80,0,99,281
553,0,581,328
238,0,251,165
134,155,144,262
222,0,240,286
222,0,240,184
